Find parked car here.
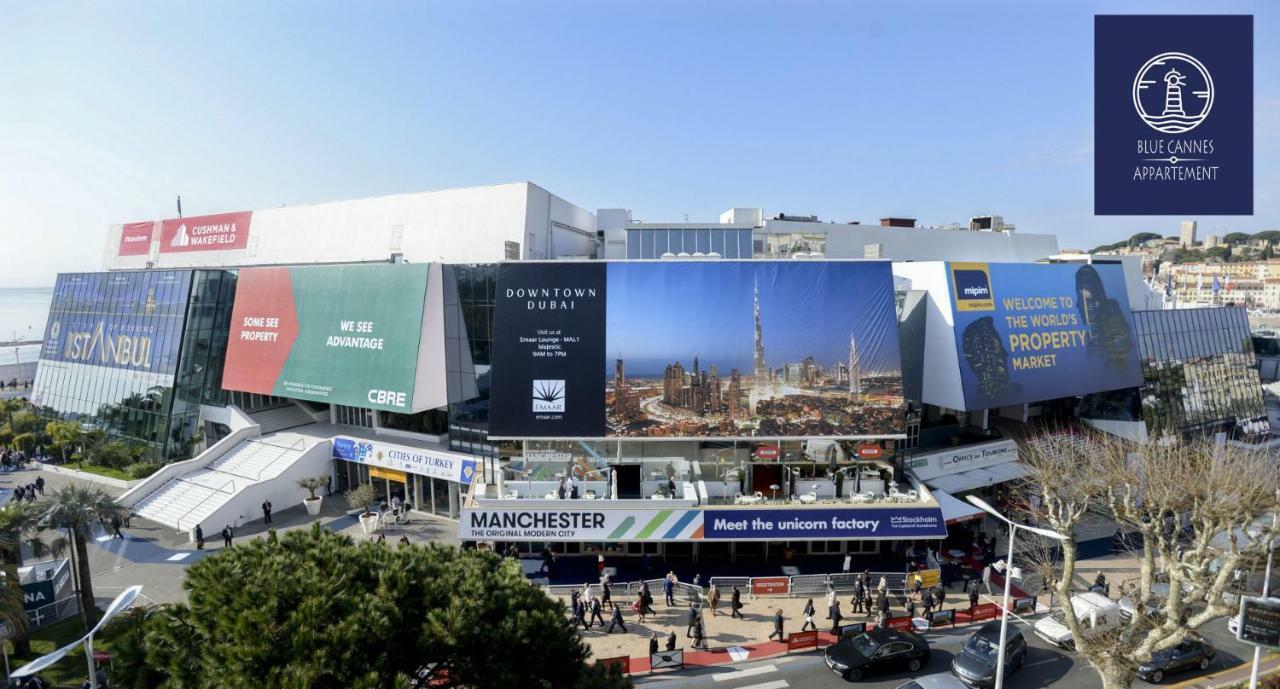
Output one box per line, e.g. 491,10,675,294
950,621,1028,688
824,628,932,682
1136,633,1216,683
1034,592,1121,649
895,675,970,689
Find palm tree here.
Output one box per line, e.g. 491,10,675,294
0,503,48,655
0,533,28,654
38,485,125,629
0,398,24,430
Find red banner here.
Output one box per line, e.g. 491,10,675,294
751,576,790,596
118,221,154,256
787,630,820,650
159,210,252,253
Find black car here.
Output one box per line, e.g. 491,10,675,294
1136,633,1215,683
950,621,1028,688
824,628,931,682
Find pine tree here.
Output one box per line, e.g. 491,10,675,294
105,525,631,689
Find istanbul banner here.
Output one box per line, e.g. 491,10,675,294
488,261,906,439
221,263,434,413
948,262,1142,409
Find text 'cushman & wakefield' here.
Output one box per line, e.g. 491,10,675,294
506,287,598,310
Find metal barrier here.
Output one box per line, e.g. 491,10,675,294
788,574,830,596
650,649,684,671
26,596,79,630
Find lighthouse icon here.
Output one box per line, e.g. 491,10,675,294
1133,52,1214,134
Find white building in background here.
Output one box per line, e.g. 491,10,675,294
1181,219,1198,248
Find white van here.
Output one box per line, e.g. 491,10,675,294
1034,592,1121,649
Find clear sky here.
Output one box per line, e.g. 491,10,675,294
606,262,901,376
1,0,1275,288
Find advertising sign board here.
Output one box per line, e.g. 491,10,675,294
701,506,946,540
159,210,253,253
1237,597,1280,648
333,436,476,485
222,264,432,412
948,262,1142,410
906,439,1018,480
458,507,704,542
489,261,906,439
118,222,154,256
751,577,791,596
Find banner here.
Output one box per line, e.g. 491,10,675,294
489,261,906,439
905,439,1018,480
458,507,704,541
701,506,946,540
332,436,476,485
948,262,1142,409
118,222,154,256
222,264,431,412
159,210,253,253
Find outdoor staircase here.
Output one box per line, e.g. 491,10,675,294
248,403,316,434
133,438,309,533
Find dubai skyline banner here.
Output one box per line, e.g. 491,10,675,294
221,263,431,413
488,261,906,439
948,262,1143,410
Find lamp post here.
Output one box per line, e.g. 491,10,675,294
966,496,1066,689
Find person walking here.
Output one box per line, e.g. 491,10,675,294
194,524,205,550
601,577,612,607
663,571,677,606
575,597,590,630
649,632,659,655
692,619,707,650
905,596,917,619
852,579,866,613
220,524,233,548
877,574,887,593
666,630,677,652
922,592,934,619
768,609,784,641
642,584,655,616
110,513,124,540
34,475,44,495
933,586,945,611
685,603,699,637
829,601,843,634
863,587,874,619
262,500,272,524
802,599,817,631
968,587,979,611
730,585,744,619
607,603,626,633
825,582,836,617
589,596,605,628
877,592,890,626
707,584,721,616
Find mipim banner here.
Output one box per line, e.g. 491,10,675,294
158,210,253,253
221,264,433,413
488,260,905,439
457,505,946,541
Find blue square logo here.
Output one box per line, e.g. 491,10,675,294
1094,15,1252,215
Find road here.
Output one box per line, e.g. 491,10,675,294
634,615,1259,689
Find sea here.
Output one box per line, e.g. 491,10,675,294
0,287,52,366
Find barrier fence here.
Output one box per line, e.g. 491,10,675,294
551,570,945,604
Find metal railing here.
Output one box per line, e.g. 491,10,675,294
174,477,237,534
548,570,934,606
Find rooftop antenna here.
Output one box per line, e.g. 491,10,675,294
176,195,183,218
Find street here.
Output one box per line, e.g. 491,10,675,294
633,614,1260,689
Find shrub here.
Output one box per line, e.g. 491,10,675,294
124,462,160,480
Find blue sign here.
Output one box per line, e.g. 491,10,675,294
332,436,477,485
1095,15,1253,215
949,263,1142,410
701,507,947,540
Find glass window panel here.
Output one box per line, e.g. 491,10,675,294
683,229,696,254
740,230,753,257
642,229,655,259
723,231,739,258
627,230,641,259
654,229,668,257
711,229,724,256
697,229,710,254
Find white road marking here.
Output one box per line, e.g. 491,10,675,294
712,665,777,682
734,681,788,689
165,552,190,561
95,534,113,542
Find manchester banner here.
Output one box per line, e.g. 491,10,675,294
221,263,434,413
458,507,705,542
489,261,906,439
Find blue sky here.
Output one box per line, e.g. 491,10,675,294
1,1,1276,288
606,261,901,376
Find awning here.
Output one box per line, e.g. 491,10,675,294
925,461,1031,494
933,489,985,525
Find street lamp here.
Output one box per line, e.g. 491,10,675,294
966,496,1066,689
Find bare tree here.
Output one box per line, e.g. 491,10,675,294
1016,432,1279,689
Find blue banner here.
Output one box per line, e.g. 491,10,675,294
333,436,477,485
701,506,946,540
949,262,1142,410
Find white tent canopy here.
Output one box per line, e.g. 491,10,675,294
926,461,1031,495
934,489,985,524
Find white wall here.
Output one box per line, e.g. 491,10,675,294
816,223,1059,262
198,439,336,531
103,182,597,269
892,262,967,410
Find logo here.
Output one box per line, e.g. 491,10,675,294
367,388,408,408
1133,52,1213,134
951,263,995,312
48,321,60,342
532,379,565,412
459,459,477,484
170,223,191,247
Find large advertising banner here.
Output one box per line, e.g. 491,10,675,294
158,210,253,254
332,436,477,485
221,264,431,413
948,262,1142,409
117,222,154,256
457,505,946,541
489,261,905,439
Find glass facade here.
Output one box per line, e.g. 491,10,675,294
444,264,496,458
626,228,754,259
31,270,236,461
1132,307,1268,439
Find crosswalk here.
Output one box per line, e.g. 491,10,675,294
706,659,798,689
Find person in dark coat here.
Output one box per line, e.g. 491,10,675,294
933,586,945,610
110,514,124,540
730,586,744,619
34,476,44,495
589,597,605,628
649,632,659,655
922,593,934,618
575,598,590,630
262,500,272,524
852,580,866,613
194,524,204,550
968,587,979,610
220,524,233,548
607,604,626,633
906,597,917,619
601,578,612,606
863,587,874,617
685,603,699,636
768,608,785,641
802,598,817,631
692,619,707,649
829,601,843,634
666,630,677,651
